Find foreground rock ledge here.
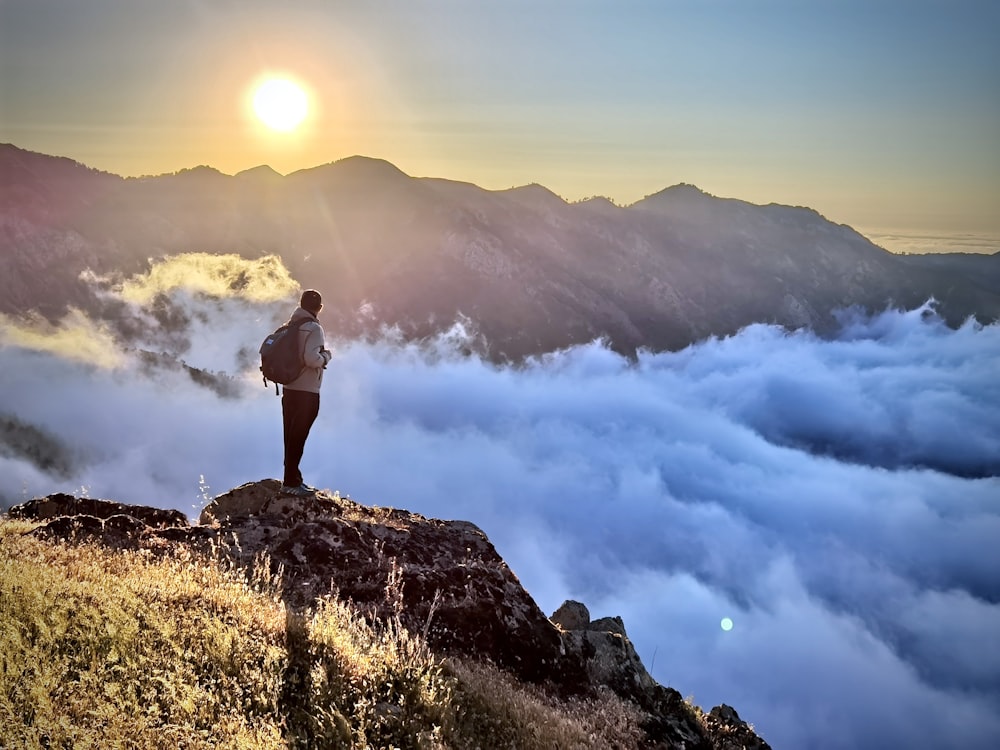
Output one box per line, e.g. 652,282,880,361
8,480,770,750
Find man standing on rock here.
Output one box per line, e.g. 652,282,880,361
280,289,331,497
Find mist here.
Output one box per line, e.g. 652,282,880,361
863,228,1000,255
2,254,998,750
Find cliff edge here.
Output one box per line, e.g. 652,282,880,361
7,480,770,749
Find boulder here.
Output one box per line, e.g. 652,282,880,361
550,599,590,630
552,600,658,705
29,514,105,542
198,480,277,524
703,704,772,750
10,493,187,528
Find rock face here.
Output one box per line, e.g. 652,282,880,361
547,598,773,750
552,600,657,699
201,480,567,685
7,481,771,749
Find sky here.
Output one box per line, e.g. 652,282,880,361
2,253,1000,749
1,0,999,241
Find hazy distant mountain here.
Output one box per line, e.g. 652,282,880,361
894,250,1000,296
2,143,998,358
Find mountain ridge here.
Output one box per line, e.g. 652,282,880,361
2,143,998,359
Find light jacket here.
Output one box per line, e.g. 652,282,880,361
284,307,331,393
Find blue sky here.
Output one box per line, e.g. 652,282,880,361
2,0,998,233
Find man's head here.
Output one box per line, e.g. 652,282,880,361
300,289,323,315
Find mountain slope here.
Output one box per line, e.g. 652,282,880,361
2,143,997,358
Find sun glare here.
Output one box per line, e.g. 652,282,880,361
252,77,309,132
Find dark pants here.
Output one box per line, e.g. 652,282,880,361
282,389,320,487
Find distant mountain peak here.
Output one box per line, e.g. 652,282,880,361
574,195,620,211
235,164,284,180
627,183,729,216
166,165,228,181
288,155,412,187
0,142,118,183
634,183,712,204
501,182,567,208
330,155,410,178
664,182,710,194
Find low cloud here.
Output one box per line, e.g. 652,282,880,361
1,255,998,749
112,252,299,306
862,228,999,255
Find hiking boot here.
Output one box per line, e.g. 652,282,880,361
280,483,315,497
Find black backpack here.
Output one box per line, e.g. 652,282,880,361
259,318,310,394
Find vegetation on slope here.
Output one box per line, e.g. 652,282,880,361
1,518,648,749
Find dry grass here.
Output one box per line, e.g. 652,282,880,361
1,519,287,749
1,518,652,749
443,657,645,749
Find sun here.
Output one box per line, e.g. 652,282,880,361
252,77,309,132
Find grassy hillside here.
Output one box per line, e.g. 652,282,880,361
1,518,659,749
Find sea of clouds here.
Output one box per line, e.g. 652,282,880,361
861,227,999,256
2,254,998,750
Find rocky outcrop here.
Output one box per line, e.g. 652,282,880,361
702,705,773,750
550,599,759,749
202,480,568,685
9,493,187,527
7,480,771,749
551,600,657,700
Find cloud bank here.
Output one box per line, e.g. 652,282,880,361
863,228,999,256
1,255,998,750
